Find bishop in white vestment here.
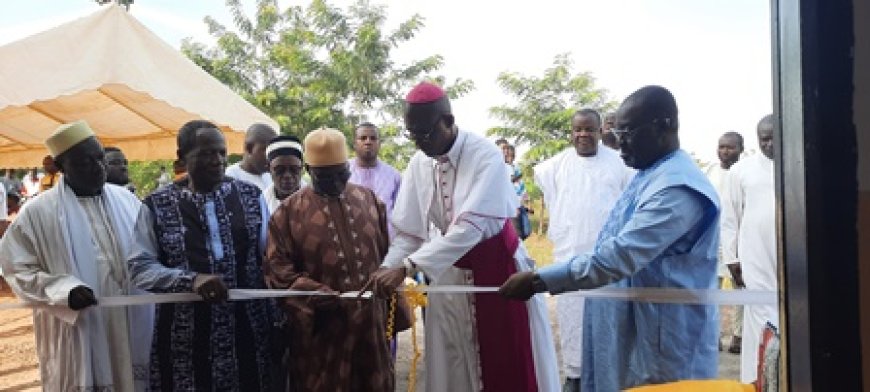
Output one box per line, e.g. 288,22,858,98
366,82,559,392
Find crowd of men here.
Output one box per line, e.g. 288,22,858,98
0,82,780,392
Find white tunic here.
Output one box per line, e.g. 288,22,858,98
533,146,632,379
225,162,272,192
705,163,731,278
384,130,559,392
0,182,152,391
264,184,281,214
720,153,777,383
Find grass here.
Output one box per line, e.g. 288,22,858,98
523,233,555,267
523,203,556,267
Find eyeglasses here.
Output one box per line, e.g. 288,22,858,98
105,158,128,166
611,118,672,141
271,165,303,176
403,116,443,143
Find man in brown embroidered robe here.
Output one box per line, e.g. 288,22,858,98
265,128,394,391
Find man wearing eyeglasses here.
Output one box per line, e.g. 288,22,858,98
263,135,304,213
364,82,560,392
265,128,395,391
532,108,634,392
501,85,721,391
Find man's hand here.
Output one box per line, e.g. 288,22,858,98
193,273,229,303
68,285,97,310
293,279,340,310
309,288,340,310
727,263,746,289
0,220,10,238
360,267,406,299
498,271,538,301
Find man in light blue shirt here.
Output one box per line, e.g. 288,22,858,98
500,85,720,391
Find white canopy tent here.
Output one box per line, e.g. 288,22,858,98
0,5,276,168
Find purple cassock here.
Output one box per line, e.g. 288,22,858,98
348,158,402,237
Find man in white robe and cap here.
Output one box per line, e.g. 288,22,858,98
365,81,559,392
534,108,634,391
721,114,778,383
0,120,152,391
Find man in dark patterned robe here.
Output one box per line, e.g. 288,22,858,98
128,120,276,391
265,128,394,392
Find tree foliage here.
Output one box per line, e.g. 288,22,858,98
182,0,473,170
128,159,171,197
487,53,618,200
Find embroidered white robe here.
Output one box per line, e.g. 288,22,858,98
0,181,152,391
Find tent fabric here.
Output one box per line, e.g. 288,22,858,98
0,5,276,168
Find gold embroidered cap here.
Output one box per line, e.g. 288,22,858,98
45,120,96,157
304,128,348,167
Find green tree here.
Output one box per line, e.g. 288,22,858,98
488,53,617,170
182,0,472,170
488,53,617,233
488,54,617,182
128,159,172,197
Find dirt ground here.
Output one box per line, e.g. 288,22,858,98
0,286,739,392
0,286,40,392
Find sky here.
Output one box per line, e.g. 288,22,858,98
0,0,772,163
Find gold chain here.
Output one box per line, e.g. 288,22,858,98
385,282,428,392
386,292,397,340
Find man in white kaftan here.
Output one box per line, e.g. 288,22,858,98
534,110,633,390
706,131,745,354
721,115,777,383
366,82,559,392
0,121,152,391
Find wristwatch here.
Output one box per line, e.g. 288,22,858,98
531,273,548,293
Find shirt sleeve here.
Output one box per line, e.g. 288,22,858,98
127,204,196,292
405,214,503,282
381,229,425,268
719,168,742,265
533,160,556,211
537,186,709,293
263,203,332,292
0,216,85,324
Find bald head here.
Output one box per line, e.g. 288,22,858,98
620,86,679,132
614,85,681,169
242,123,278,175
757,114,774,130
246,123,277,146
757,114,775,160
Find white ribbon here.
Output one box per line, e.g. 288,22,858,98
0,287,775,311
